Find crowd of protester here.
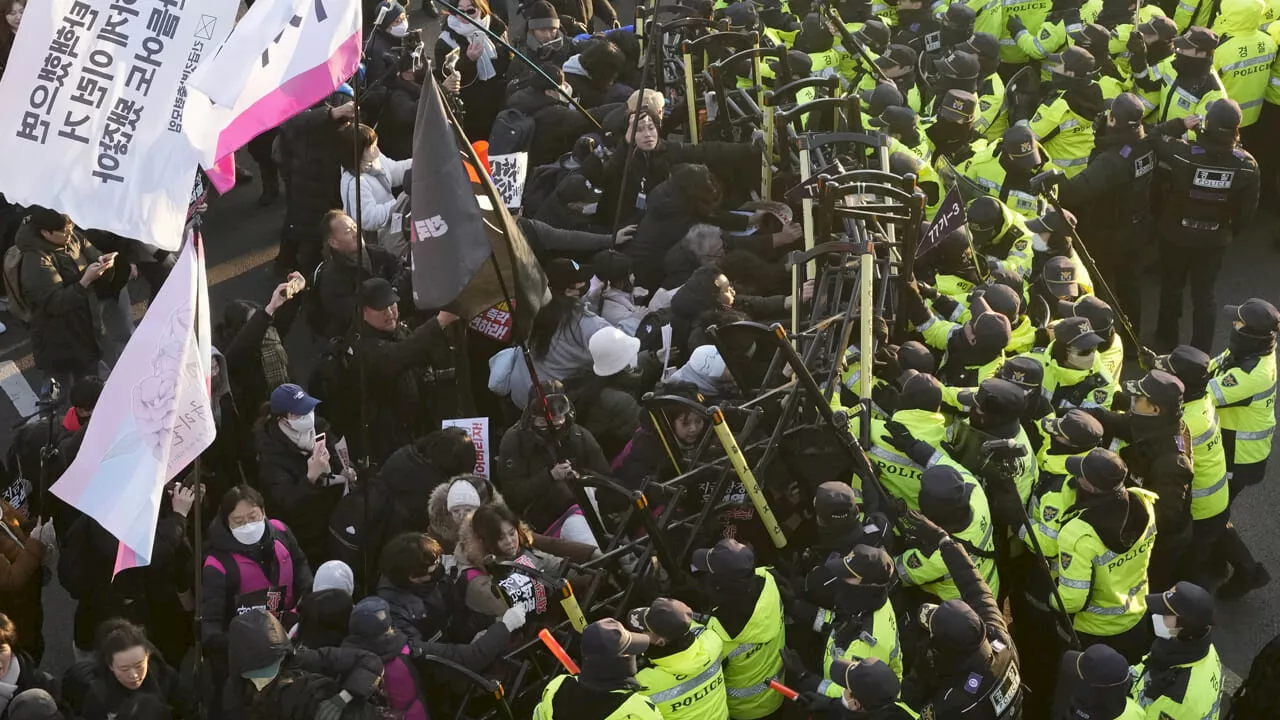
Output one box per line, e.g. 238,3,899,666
1,0,1280,717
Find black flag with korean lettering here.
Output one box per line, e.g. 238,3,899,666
916,185,966,258
409,67,547,337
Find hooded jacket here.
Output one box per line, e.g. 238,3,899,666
15,221,112,372
507,86,601,167
426,476,506,554
1213,0,1277,126
496,411,611,533
295,588,353,650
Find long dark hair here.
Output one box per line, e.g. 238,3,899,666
0,0,18,63
337,123,378,175
530,294,587,357
667,164,722,217
471,504,533,556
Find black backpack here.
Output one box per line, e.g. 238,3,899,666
634,307,674,352
488,107,536,155
522,162,573,219
1229,633,1280,719
307,337,359,442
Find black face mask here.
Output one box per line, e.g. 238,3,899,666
941,25,971,47
833,581,890,616
1172,54,1212,78
929,119,973,148
934,76,978,99
894,74,918,97
1229,328,1278,357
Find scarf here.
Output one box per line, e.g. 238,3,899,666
446,14,497,81
260,325,290,389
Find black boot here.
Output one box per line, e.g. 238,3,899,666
1217,562,1271,601
258,183,280,206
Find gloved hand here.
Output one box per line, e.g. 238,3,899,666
572,135,598,163
316,692,350,720
901,281,933,326
916,281,939,300
932,292,961,320
1127,31,1147,71
800,691,837,712
501,604,527,632
780,648,810,682
900,509,948,555
1006,15,1026,35
884,421,936,467
1139,346,1159,370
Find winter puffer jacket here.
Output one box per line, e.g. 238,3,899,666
426,476,506,554
279,92,350,228
14,221,113,372
496,415,611,534
80,651,194,720
256,419,344,565
200,517,313,643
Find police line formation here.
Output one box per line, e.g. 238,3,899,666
4,0,1280,716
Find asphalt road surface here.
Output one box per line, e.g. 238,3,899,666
0,0,1276,696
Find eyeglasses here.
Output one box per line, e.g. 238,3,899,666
460,6,479,15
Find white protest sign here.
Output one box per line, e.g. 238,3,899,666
488,152,529,209
442,417,491,479
0,0,238,251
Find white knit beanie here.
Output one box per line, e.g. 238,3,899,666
447,480,483,511
312,560,355,596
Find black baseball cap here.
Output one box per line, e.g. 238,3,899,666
870,105,919,133
1138,15,1178,43
1205,98,1244,133
1001,125,1042,171
815,481,860,523
1042,408,1104,449
898,340,937,375
1044,45,1095,78
966,196,1005,234
827,658,901,709
998,355,1044,390
545,257,592,293
943,3,976,28
1065,448,1128,492
69,375,105,410
358,277,399,310
918,599,984,652
876,44,918,78
970,310,1013,350
936,50,981,81
1054,316,1105,352
898,369,943,411
626,598,694,640
1063,644,1132,689
825,544,895,584
556,174,603,204
1070,23,1112,54
938,89,980,124
854,19,891,50
1225,298,1280,337
1173,26,1218,56
1027,207,1077,236
1122,369,1185,410
1058,295,1114,335
1155,345,1212,389
1108,92,1147,127
1042,256,1079,298
583,618,651,657
975,377,1028,418
863,82,906,116
980,284,1023,323
919,465,974,529
959,32,1000,60
691,538,756,576
1146,581,1214,629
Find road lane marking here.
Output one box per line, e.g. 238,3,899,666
0,360,40,417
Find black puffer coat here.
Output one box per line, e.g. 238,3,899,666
279,92,351,229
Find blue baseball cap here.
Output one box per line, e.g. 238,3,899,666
269,383,320,415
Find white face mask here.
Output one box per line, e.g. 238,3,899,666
287,412,315,434
1065,349,1095,370
580,202,599,215
232,520,266,546
1152,614,1177,639
388,22,408,37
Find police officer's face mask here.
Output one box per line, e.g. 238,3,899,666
1171,53,1212,77
1064,348,1095,370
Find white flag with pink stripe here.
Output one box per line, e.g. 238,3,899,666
50,232,213,575
183,0,362,192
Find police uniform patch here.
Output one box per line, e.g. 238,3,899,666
1043,506,1058,522
1014,240,1028,251
1092,389,1108,403
1223,374,1239,387
1059,553,1072,570
907,554,923,569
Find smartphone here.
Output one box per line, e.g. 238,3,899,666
314,432,327,446
285,275,305,298
99,252,118,265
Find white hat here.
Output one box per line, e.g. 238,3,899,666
312,560,355,596
447,480,483,511
688,345,727,380
589,326,641,377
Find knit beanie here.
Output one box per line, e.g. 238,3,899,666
447,480,483,511
526,0,560,30
312,560,355,596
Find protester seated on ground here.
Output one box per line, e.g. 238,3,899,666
590,249,650,335
563,326,648,458
666,344,736,400
76,620,194,720
295,561,355,651
564,37,632,108
214,276,306,423
0,614,59,717
200,485,313,654
223,609,383,720
312,210,407,340
256,383,349,565
497,382,611,542
669,266,808,356
506,258,612,409
507,65,602,167
427,474,505,556
435,0,512,142
505,1,572,94
342,596,522,720
534,172,610,233
454,504,598,632
338,123,413,255
662,223,725,290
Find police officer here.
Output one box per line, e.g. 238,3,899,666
1000,0,1055,67
1131,582,1224,719
1027,256,1084,328
1213,0,1276,137
1026,317,1117,414
1057,93,1155,334
893,0,946,56
896,466,1000,600
1071,24,1129,100
1028,47,1104,177
871,45,927,112
627,598,729,720
1152,347,1230,587
1054,448,1159,663
997,355,1054,449
1051,644,1146,719
958,33,1007,139
927,50,983,112
692,540,786,720
1007,0,1087,71
966,196,1034,281
1150,99,1260,352
957,124,1049,218
899,512,1023,719
801,482,893,573
820,658,918,719
535,618,663,719
1207,298,1279,598
1023,409,1106,571
1091,370,1193,590
1057,295,1123,384
875,106,934,161
1140,27,1228,124
908,293,1013,386
1026,210,1095,312
927,90,984,165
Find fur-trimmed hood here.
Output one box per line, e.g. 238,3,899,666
427,476,506,552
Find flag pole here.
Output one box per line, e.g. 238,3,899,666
434,0,602,129
350,74,375,595
188,223,206,718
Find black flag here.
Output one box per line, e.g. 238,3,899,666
409,68,547,335
915,185,966,258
